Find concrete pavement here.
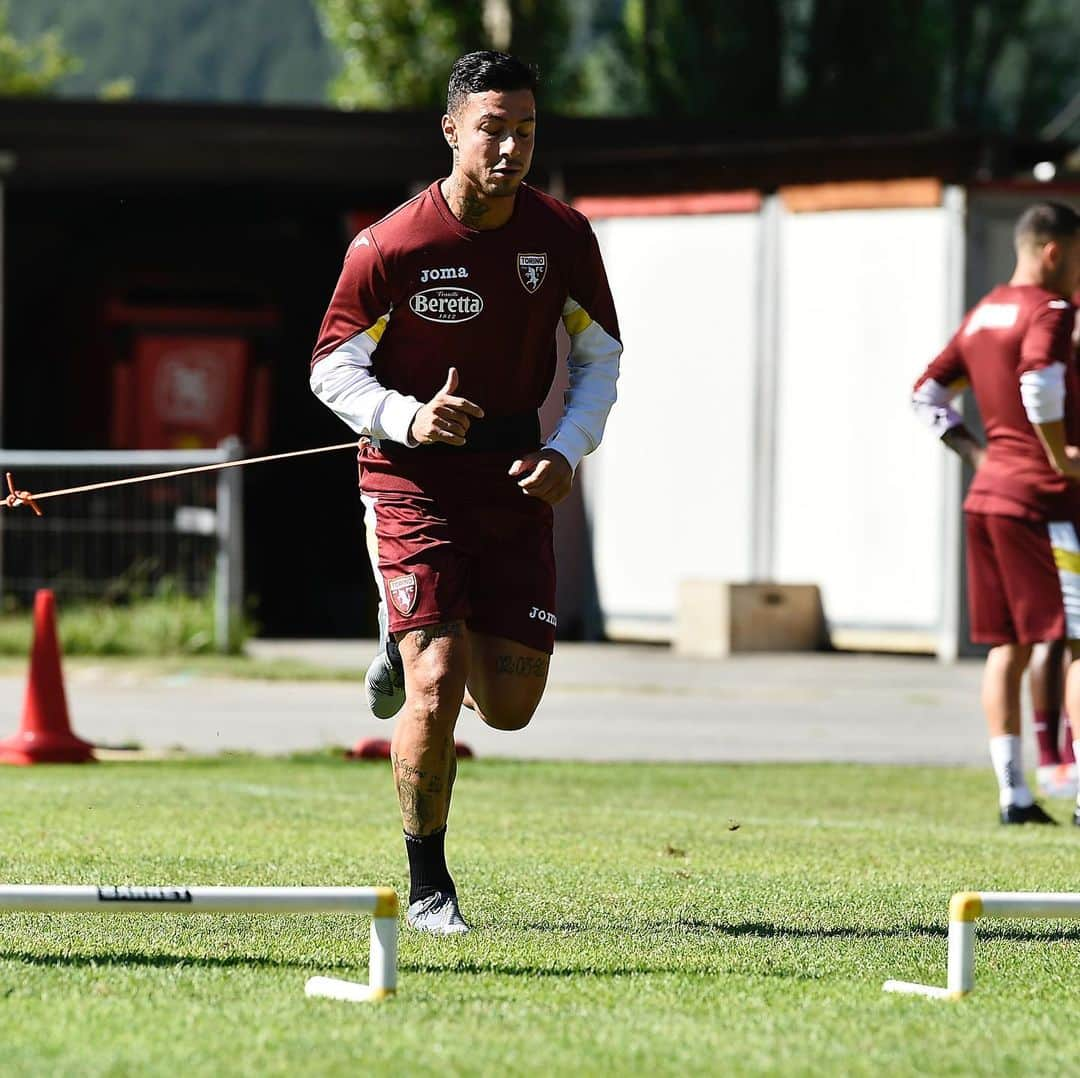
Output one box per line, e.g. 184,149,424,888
0,640,1000,765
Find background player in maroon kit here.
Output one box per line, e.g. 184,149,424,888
1027,302,1080,801
310,52,621,932
912,202,1080,824
1029,639,1075,798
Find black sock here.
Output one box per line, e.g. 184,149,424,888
386,635,402,668
404,826,455,904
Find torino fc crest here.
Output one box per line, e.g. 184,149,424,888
517,253,547,293
389,573,418,616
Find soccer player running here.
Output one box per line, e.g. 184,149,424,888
912,202,1080,824
310,52,621,930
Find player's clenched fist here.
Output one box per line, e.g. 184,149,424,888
1061,444,1080,481
410,367,485,447
510,449,573,505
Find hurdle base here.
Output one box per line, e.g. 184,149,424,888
882,979,965,1001
305,976,396,1003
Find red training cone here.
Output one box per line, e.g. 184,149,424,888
345,738,475,761
0,590,94,764
346,737,392,760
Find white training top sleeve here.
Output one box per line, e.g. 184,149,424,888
309,324,422,446
1019,362,1066,425
544,298,622,471
911,378,964,438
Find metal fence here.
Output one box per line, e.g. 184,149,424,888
0,439,244,651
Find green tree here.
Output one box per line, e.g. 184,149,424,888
485,0,580,111
621,0,1080,136
792,0,941,133
1015,2,1080,136
318,0,580,111
9,0,336,104
0,3,78,95
628,0,782,126
320,0,482,109
943,0,1080,134
570,0,647,116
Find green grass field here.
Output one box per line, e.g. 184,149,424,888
1,756,1078,1076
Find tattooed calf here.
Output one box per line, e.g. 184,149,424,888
495,655,549,677
406,622,464,653
392,753,429,782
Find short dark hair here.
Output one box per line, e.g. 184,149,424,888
1015,201,1080,248
447,51,537,116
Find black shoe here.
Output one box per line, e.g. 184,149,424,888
1000,801,1057,825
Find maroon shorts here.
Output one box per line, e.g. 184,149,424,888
358,444,557,654
965,511,1080,644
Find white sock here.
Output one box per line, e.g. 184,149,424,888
989,735,1034,808
1073,742,1080,809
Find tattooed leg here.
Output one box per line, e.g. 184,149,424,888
407,621,465,653
445,732,458,812
391,752,445,832
466,631,550,732
389,621,469,835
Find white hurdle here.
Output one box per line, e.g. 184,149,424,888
0,884,399,1002
884,891,1080,1000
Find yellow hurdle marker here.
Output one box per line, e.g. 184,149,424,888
884,891,1080,1000
0,884,398,1003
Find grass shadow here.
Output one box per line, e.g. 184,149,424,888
0,950,360,974
6,919,1079,982
518,918,950,942
520,917,1080,945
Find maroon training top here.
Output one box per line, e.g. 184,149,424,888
312,181,620,421
916,283,1079,520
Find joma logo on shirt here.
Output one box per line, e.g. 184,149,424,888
410,287,484,323
963,303,1019,336
419,266,468,283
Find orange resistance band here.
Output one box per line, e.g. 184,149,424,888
1,442,361,516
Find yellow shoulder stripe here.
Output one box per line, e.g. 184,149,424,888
562,307,593,336
1054,547,1080,575
365,314,389,345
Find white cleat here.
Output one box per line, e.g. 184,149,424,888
406,891,471,936
365,648,405,720
1037,763,1078,800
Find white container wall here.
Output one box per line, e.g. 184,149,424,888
577,185,1066,654
771,205,956,639
584,211,762,639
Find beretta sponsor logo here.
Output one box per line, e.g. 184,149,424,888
409,287,484,324
97,886,194,903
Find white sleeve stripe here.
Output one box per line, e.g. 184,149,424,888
911,378,963,437
327,330,376,366
309,333,421,446
1020,362,1066,424
545,319,621,471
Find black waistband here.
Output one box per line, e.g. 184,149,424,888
385,410,540,455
